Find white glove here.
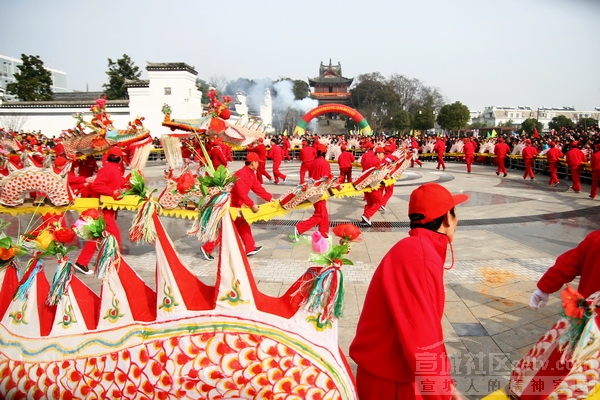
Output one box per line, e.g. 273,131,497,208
529,289,549,310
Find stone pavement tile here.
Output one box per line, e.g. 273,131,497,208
484,295,529,314
469,303,507,320
491,306,550,329
492,324,549,354
445,286,461,302
450,284,500,308
478,318,512,336
445,301,479,324
442,316,459,339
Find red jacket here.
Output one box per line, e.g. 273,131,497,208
337,150,355,169
267,144,284,161
463,140,475,155
88,161,126,198
308,156,331,179
209,144,228,169
545,147,563,163
565,147,587,167
494,142,510,157
350,228,452,394
591,151,600,171
361,150,379,171
537,230,600,298
247,143,267,162
434,139,445,153
299,146,316,163
230,165,272,208
521,145,538,160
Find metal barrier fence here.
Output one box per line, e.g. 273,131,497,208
146,149,593,183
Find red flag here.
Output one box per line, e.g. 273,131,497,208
533,128,540,139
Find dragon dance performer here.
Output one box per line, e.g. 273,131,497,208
410,137,422,168
493,137,510,177
380,146,396,211
360,147,384,226
351,182,467,400
298,140,316,185
247,137,272,184
267,137,287,184
521,139,538,181
565,141,587,193
201,152,273,260
545,141,563,186
74,146,127,274
294,144,331,240
337,145,355,184
463,137,476,174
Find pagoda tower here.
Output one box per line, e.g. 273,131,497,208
308,60,353,106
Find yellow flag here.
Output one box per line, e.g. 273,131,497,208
410,130,414,137
282,129,288,136
491,129,498,137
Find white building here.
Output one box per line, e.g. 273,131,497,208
0,54,68,101
471,106,600,130
0,61,275,137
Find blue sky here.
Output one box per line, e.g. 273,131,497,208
3,0,599,111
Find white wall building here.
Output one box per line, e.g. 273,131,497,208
0,53,68,101
0,61,275,137
472,106,600,130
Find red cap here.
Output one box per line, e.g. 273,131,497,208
408,183,468,223
375,147,385,153
384,145,391,152
525,139,531,144
549,141,556,147
54,156,68,167
107,146,123,157
364,142,374,149
341,145,347,151
245,152,260,162
317,144,327,154
498,137,504,142
571,141,578,147
258,137,264,143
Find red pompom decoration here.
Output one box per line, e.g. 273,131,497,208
218,108,231,120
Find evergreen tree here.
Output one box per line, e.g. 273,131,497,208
436,101,470,132
6,54,53,101
103,54,141,100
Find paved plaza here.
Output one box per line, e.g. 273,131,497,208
11,157,599,398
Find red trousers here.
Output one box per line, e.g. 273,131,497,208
76,209,121,266
523,159,535,179
382,183,394,207
436,153,446,170
356,367,417,400
272,159,286,183
296,200,329,236
363,188,383,219
548,162,560,185
256,161,272,183
299,161,312,184
590,170,600,198
496,156,507,175
465,154,474,173
570,165,583,192
339,167,353,183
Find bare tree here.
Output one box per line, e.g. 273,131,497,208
208,75,228,94
388,74,422,111
0,113,28,131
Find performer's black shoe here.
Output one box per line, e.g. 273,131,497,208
74,263,93,275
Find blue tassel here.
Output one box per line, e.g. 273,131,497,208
14,258,43,301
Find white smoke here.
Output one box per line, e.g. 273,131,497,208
272,80,318,113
